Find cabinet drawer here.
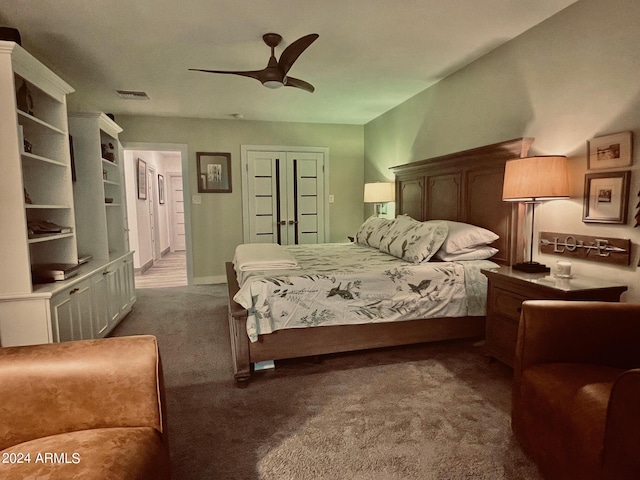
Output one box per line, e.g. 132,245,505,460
491,287,528,321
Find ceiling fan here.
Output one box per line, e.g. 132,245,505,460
190,33,319,93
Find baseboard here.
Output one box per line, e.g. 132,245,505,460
160,247,170,257
193,275,226,285
135,259,154,275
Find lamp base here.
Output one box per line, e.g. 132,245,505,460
512,262,550,273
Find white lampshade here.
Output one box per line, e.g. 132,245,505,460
364,182,395,203
502,156,570,202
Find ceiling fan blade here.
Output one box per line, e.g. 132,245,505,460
189,68,266,82
278,34,319,75
284,76,315,93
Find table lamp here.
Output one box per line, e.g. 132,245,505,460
502,156,570,272
364,182,395,217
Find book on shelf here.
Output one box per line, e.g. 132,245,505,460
31,263,80,282
27,220,72,237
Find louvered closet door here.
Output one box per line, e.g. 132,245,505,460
245,150,325,245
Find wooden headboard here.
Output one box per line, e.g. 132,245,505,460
390,138,533,266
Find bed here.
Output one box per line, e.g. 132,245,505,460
226,137,532,387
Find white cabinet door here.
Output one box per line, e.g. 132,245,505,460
121,256,136,310
105,267,121,327
50,279,93,342
115,257,135,315
91,270,110,337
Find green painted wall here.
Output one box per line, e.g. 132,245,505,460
364,0,640,302
117,115,364,282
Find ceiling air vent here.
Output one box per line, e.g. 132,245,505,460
116,90,150,100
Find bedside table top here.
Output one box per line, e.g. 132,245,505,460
481,266,628,294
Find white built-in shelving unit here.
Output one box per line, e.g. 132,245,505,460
0,41,135,347
0,40,77,295
68,112,128,260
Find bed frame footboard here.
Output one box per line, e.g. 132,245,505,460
226,262,251,387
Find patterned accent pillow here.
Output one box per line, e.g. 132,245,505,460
379,215,449,263
354,216,393,248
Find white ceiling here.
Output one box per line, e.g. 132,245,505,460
1,0,578,125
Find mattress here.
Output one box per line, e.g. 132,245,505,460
233,243,497,342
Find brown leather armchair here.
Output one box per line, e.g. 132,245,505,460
512,300,640,480
0,335,171,479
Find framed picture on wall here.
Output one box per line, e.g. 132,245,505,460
137,158,147,199
196,152,232,193
158,174,165,204
582,171,631,224
587,131,633,170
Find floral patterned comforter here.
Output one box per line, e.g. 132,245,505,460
233,243,498,342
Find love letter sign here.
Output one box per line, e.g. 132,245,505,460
539,232,631,266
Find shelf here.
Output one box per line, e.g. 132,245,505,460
102,158,118,167
21,151,67,167
103,179,120,186
26,204,70,209
17,109,66,135
105,203,122,207
28,232,75,244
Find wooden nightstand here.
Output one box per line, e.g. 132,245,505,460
481,266,628,367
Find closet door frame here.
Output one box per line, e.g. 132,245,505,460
241,145,330,244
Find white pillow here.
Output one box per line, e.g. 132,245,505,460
441,221,499,254
354,216,393,249
435,246,498,261
379,215,448,263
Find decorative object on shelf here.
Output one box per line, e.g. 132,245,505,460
196,152,232,193
582,170,630,224
539,231,631,266
16,80,34,115
0,27,22,45
587,131,633,170
101,142,115,162
105,198,114,204
158,174,165,204
103,169,108,180
635,189,640,228
502,155,570,273
23,138,32,153
137,158,147,199
24,188,32,204
364,182,395,217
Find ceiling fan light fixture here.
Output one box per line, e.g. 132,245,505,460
262,80,283,89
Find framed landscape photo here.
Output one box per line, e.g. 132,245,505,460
196,152,232,193
583,171,631,224
137,158,147,200
587,131,633,170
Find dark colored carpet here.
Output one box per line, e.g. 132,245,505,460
110,285,541,479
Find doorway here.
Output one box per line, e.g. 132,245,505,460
122,143,192,286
